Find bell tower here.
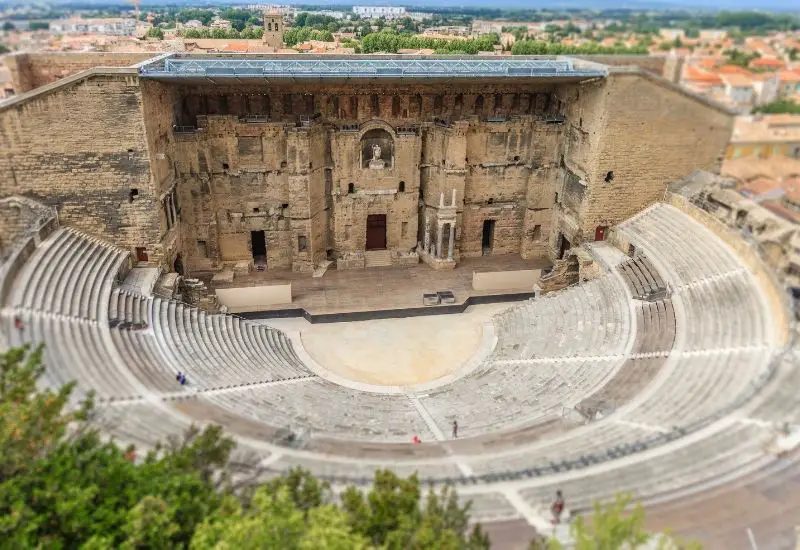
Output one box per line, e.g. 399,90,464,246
262,10,283,49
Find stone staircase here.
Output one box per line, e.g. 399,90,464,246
364,249,392,268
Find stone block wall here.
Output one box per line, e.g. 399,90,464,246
0,71,163,265
5,52,154,93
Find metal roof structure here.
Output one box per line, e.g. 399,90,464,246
138,55,608,81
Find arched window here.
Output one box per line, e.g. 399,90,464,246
268,22,272,31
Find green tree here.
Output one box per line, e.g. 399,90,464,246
532,493,702,550
146,26,164,40
753,100,800,114
2,21,15,31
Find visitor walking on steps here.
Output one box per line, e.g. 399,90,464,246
14,316,24,334
551,490,565,524
452,419,458,438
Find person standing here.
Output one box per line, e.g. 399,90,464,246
452,419,458,438
551,490,565,524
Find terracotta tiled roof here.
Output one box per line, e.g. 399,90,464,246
720,73,753,87
750,57,785,69
684,65,723,84
779,70,800,83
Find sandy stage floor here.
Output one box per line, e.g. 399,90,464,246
260,303,512,387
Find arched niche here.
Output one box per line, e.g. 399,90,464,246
360,127,394,169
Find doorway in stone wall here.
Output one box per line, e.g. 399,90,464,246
481,220,495,256
366,214,387,250
251,230,267,270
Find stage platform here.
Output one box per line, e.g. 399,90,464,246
206,255,550,318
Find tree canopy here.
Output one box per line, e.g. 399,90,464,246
360,30,498,54
512,39,647,55
0,345,490,549
753,100,800,115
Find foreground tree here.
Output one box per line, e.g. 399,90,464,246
530,493,702,550
0,345,490,548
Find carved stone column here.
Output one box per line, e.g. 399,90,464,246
436,223,444,259
448,223,455,260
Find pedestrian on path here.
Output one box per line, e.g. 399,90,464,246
452,419,458,438
551,490,565,524
14,316,24,334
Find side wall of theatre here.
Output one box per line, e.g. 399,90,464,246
0,72,165,265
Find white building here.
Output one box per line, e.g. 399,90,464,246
49,18,136,36
352,6,406,19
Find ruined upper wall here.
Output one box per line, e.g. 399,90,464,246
574,55,667,78
574,69,734,237
5,52,155,94
0,70,163,264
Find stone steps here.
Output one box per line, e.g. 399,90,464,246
364,249,392,268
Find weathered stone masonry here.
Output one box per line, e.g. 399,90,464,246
0,55,734,276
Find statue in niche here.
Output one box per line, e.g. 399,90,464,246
368,143,385,170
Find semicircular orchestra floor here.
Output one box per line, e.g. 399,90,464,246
266,303,510,387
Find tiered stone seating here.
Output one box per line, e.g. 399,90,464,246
7,228,128,320
419,358,621,437
200,380,435,443
4,309,142,401
109,287,150,327
493,273,630,359
619,255,667,300
516,423,772,512
149,297,311,389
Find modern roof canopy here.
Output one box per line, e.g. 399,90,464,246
138,54,608,82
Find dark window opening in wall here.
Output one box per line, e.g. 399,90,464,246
371,94,379,116
129,189,138,202
253,207,260,213
475,95,484,115
513,155,520,162
283,94,293,115
532,224,542,241
594,225,608,241
348,183,355,194
298,235,308,252
398,181,405,192
135,247,148,263
218,95,229,114
401,221,408,237
487,197,494,205
579,117,583,128
251,230,267,262
494,93,503,113
482,220,495,256
173,254,184,276
434,95,443,114
127,148,134,153
392,96,401,117
455,94,463,109
196,240,208,257
512,93,520,111
332,96,340,116
554,192,559,205
350,96,358,116
222,162,229,170
413,94,423,116
604,171,615,183
558,233,572,260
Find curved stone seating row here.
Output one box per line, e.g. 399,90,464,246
515,422,772,515
200,380,435,443
619,255,666,300
493,273,630,359
633,299,675,353
418,357,622,438
620,205,742,285
7,228,128,320
109,288,150,326
5,310,142,401
149,297,311,390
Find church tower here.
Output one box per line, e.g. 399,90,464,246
262,10,283,49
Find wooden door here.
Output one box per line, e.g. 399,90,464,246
594,225,608,241
366,214,387,250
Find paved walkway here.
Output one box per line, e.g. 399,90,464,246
262,303,510,387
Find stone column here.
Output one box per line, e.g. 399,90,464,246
448,223,455,260
439,192,445,208
423,215,431,254
451,188,457,207
436,223,444,259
